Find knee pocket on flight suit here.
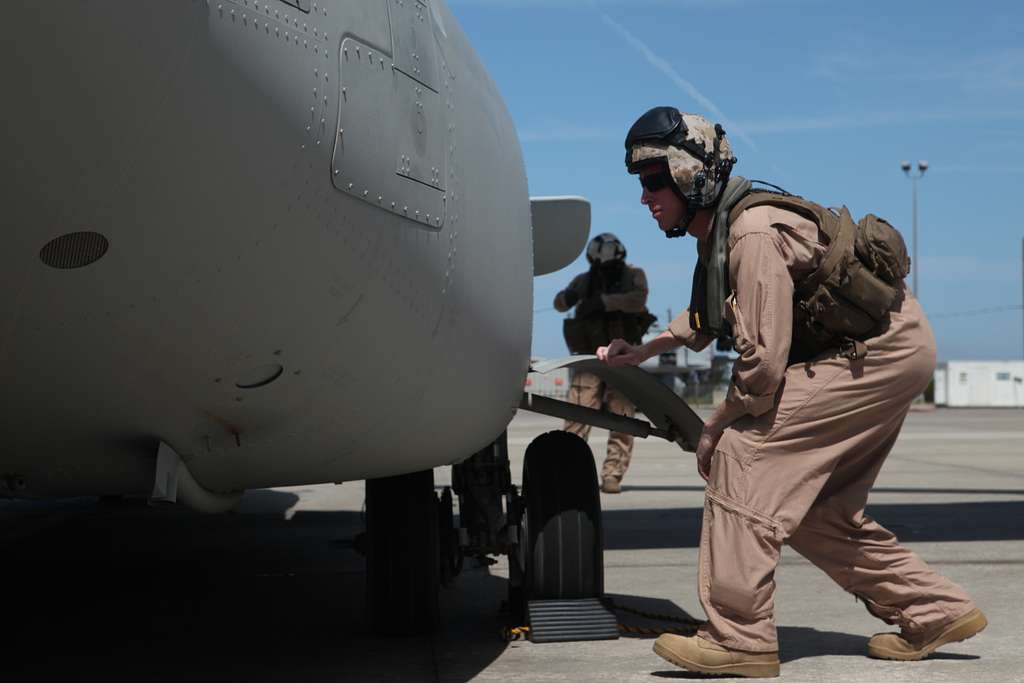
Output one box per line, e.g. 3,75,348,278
703,490,782,620
709,438,751,503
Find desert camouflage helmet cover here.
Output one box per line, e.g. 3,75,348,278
625,107,735,210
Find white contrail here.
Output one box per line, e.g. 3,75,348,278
598,12,757,152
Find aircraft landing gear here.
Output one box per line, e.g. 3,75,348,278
362,429,612,640
521,431,603,599
507,431,607,625
365,469,440,635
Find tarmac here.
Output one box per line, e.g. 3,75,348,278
1,407,1021,682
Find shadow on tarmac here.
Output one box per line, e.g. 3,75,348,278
0,493,509,682
1,492,1005,680
603,500,1024,550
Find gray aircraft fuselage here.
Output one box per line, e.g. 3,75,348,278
1,1,539,500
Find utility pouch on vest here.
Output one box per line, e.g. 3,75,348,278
612,311,657,345
562,312,656,354
722,183,909,358
562,318,597,354
801,281,879,338
607,316,628,345
855,214,910,285
796,207,896,339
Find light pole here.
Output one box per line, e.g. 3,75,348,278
901,160,928,298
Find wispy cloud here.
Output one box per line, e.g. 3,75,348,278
812,49,1024,93
736,109,1024,135
597,12,758,151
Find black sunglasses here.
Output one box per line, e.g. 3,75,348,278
639,170,674,193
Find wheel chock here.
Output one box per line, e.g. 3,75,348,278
527,598,619,643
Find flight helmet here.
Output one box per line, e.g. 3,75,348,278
586,233,626,265
624,107,737,237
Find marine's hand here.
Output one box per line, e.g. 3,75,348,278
562,289,580,308
694,429,722,483
597,339,644,366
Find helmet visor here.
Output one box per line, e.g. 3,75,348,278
625,106,685,152
639,168,675,193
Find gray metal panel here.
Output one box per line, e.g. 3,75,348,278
332,37,445,230
394,79,446,190
278,0,310,13
389,0,439,90
530,196,590,276
531,357,705,452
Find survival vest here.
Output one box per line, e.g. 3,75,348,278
562,265,657,354
689,177,910,362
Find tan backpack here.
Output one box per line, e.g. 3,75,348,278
726,191,910,359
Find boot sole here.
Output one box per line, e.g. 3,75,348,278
867,608,988,661
653,640,780,678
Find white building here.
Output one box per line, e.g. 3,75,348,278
934,361,1024,407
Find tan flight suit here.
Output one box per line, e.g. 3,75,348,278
668,204,976,653
555,265,649,483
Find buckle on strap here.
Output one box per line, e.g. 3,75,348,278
839,338,868,361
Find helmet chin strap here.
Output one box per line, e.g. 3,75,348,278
664,203,699,239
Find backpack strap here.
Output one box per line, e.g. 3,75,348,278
726,191,853,296
798,206,856,296
727,191,827,231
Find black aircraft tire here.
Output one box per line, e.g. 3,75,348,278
365,469,440,635
522,430,604,601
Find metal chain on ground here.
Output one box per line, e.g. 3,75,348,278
502,622,699,642
602,596,706,628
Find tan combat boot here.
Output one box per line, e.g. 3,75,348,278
653,634,780,678
600,477,621,494
867,608,987,661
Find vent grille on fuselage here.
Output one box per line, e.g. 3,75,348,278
39,231,109,269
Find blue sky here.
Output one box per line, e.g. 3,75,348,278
447,0,1024,361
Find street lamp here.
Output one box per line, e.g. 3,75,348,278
901,160,928,298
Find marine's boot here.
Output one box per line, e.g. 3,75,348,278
653,634,780,678
867,608,987,661
600,477,621,494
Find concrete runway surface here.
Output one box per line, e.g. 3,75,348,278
1,408,1021,682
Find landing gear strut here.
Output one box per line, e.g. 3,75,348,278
365,469,440,635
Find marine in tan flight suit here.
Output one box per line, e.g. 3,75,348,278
598,107,986,678
555,233,652,494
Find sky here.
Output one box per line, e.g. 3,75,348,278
446,0,1024,361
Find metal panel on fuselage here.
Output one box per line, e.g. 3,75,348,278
0,0,531,497
331,36,447,229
